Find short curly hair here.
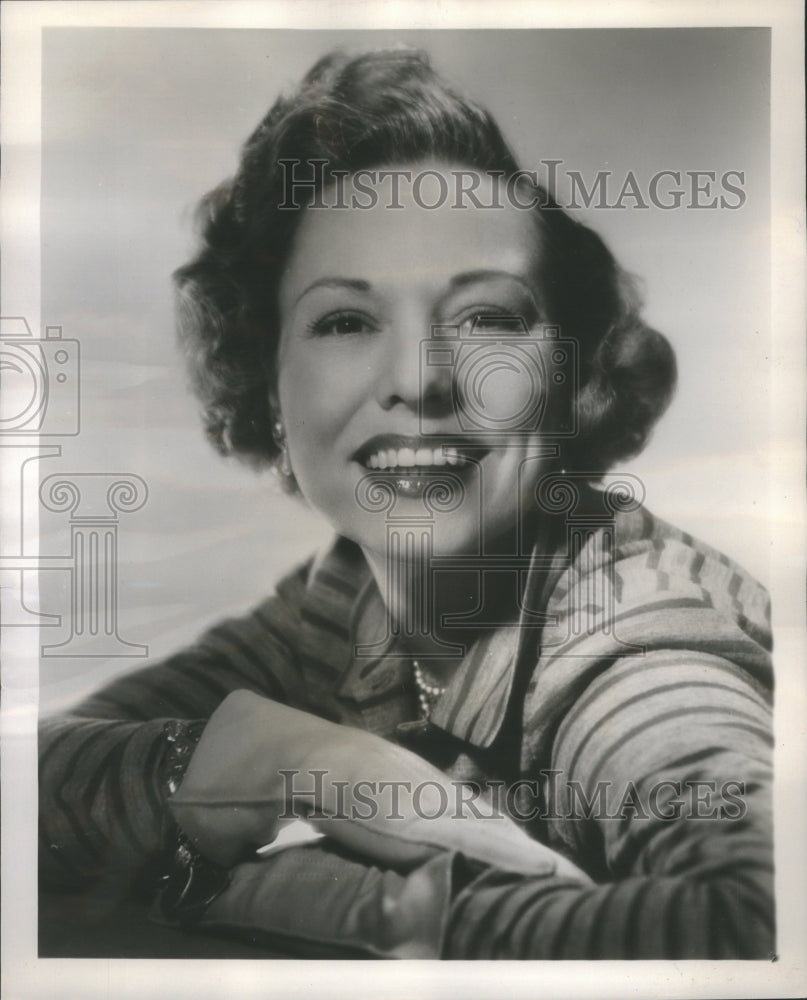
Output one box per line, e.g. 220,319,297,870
174,48,676,486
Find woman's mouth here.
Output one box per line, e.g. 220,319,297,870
353,436,490,499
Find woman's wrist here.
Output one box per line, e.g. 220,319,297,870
155,719,230,923
161,718,208,796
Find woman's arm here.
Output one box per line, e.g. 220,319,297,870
433,512,774,958
443,647,773,958
173,645,771,960
39,575,309,890
167,689,591,879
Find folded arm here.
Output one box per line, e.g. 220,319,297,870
178,644,772,959
444,648,774,958
39,587,306,889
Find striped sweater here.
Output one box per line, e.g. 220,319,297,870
39,492,774,958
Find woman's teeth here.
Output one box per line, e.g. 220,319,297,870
365,447,467,470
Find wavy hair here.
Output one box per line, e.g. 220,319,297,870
174,48,676,487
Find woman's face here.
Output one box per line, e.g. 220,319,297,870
276,164,565,559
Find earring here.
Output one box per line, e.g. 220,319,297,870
272,419,293,479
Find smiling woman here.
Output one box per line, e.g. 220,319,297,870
38,47,773,959
275,167,561,563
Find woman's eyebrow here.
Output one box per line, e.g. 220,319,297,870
448,269,534,293
291,270,536,308
293,277,371,307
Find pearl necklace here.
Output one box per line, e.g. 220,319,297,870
412,659,447,719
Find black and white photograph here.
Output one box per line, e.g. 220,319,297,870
1,2,805,997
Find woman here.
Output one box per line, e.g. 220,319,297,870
39,49,773,959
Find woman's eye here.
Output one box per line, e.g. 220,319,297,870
457,312,531,337
309,311,377,337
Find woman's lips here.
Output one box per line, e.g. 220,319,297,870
389,473,449,499
353,437,490,501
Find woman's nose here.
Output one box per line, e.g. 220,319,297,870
374,313,454,417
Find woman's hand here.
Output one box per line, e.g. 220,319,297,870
169,690,591,882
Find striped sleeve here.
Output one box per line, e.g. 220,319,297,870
443,532,774,959
39,564,310,889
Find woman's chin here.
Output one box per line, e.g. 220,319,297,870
348,515,489,564
306,459,533,559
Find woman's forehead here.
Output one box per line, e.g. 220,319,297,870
280,164,541,300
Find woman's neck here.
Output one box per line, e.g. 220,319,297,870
361,520,533,678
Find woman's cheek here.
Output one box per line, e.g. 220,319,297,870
474,363,536,424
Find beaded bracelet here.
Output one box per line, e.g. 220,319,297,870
155,719,230,923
